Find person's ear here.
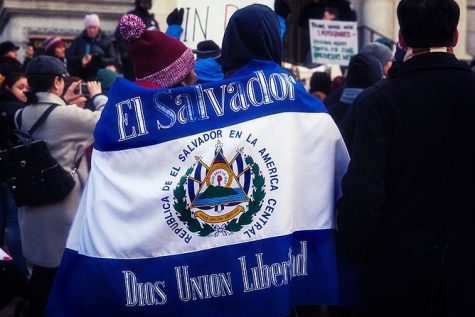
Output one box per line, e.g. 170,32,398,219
398,30,407,49
452,29,459,47
180,70,197,86
54,76,63,90
180,73,190,86
50,75,63,94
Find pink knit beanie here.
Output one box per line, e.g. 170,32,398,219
119,14,194,87
43,36,65,55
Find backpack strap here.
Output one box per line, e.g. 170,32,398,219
28,104,59,136
15,109,24,130
69,153,85,178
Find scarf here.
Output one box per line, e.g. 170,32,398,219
340,88,364,104
404,47,454,62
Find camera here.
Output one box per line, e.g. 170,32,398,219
79,83,89,96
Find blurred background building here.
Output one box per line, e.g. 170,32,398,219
0,0,473,64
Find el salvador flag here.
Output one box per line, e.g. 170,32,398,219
46,60,350,317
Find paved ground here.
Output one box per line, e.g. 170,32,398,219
0,297,19,317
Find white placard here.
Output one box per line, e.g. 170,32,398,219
177,0,274,49
309,19,358,66
0,247,12,261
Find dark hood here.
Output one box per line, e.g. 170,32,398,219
221,4,282,75
134,0,151,15
346,53,383,88
0,87,25,132
0,87,16,103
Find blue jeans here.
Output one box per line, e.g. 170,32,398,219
0,183,28,275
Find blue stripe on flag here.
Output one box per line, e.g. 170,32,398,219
94,60,328,152
46,230,340,317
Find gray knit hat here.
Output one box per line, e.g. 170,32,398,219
360,42,393,66
25,56,68,77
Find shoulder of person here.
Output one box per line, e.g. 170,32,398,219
52,103,96,118
79,31,89,40
49,104,101,131
98,32,113,44
352,80,389,110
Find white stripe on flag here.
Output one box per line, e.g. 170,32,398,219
67,112,348,259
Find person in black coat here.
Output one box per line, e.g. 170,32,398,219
0,72,28,135
66,14,117,81
337,0,475,316
299,0,356,66
328,53,383,152
0,73,29,302
0,41,22,77
298,0,356,30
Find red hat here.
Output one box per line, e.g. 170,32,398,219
119,14,194,87
43,36,65,55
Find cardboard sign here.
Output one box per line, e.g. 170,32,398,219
309,19,358,66
177,0,274,49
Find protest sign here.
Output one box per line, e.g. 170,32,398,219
309,19,358,66
176,0,274,49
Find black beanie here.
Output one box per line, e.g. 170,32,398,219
346,53,383,89
194,40,221,60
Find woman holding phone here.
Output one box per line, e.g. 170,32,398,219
66,13,117,81
15,56,107,316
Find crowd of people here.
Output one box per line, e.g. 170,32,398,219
0,0,474,316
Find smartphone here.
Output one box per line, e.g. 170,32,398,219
79,83,89,96
85,44,91,55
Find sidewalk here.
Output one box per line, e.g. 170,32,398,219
0,297,20,317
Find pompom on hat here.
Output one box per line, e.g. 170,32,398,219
119,14,195,88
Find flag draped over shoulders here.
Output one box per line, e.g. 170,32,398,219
46,60,349,317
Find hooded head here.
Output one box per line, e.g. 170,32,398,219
135,0,152,13
221,4,282,76
360,42,393,69
346,53,383,89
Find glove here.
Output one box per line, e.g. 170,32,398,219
167,8,184,26
274,0,291,19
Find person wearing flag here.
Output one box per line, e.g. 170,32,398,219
337,0,475,316
46,4,349,317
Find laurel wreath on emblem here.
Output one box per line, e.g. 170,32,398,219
173,156,266,237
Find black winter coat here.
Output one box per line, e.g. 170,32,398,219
66,31,117,80
0,56,22,75
0,89,25,149
337,53,475,316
